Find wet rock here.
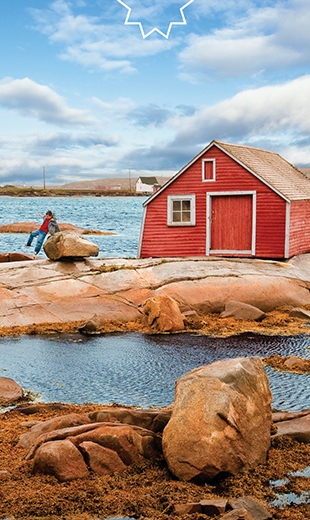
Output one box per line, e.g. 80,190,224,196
271,412,310,443
221,300,266,321
162,357,272,483
227,496,272,520
43,231,99,260
33,439,89,481
0,377,23,405
143,294,184,332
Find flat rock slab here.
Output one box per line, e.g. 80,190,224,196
1,254,310,328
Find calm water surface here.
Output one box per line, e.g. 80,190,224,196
1,332,309,412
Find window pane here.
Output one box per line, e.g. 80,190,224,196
182,200,191,211
173,211,181,222
170,196,194,225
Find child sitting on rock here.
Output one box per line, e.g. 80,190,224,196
25,210,60,256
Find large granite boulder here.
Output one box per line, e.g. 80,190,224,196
162,357,272,483
43,231,99,260
0,377,23,405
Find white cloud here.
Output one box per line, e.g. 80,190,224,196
0,77,97,127
179,0,310,80
170,74,310,146
29,0,177,74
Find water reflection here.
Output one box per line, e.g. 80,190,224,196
0,332,309,411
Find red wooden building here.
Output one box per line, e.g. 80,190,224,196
138,140,310,259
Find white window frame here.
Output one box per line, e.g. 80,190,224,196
202,159,216,182
167,194,196,226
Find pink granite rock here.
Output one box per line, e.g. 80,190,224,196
162,357,272,483
32,439,89,481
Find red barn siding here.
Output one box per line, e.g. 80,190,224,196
289,200,310,257
140,146,287,259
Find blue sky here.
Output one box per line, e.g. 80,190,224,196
0,0,310,186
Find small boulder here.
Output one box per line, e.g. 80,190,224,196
0,377,23,405
162,357,272,483
78,313,106,335
32,439,89,481
221,300,266,321
43,231,99,260
143,295,184,332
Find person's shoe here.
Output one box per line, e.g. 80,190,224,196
24,244,30,247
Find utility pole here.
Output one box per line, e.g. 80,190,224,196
43,166,46,189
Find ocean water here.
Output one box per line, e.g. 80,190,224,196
0,195,146,258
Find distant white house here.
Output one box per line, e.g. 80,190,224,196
135,176,160,194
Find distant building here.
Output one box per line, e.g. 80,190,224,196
136,176,160,194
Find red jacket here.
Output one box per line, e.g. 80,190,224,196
39,216,52,233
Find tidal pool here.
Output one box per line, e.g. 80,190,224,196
0,332,309,411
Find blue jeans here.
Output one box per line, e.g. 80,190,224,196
26,229,47,254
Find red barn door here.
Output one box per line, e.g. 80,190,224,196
207,192,256,256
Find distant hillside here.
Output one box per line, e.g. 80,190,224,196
58,176,173,191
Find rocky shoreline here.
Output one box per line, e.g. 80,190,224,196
1,254,310,519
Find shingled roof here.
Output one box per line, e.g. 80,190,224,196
215,141,310,201
138,176,158,185
145,141,310,206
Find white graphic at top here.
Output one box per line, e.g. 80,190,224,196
117,0,194,39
